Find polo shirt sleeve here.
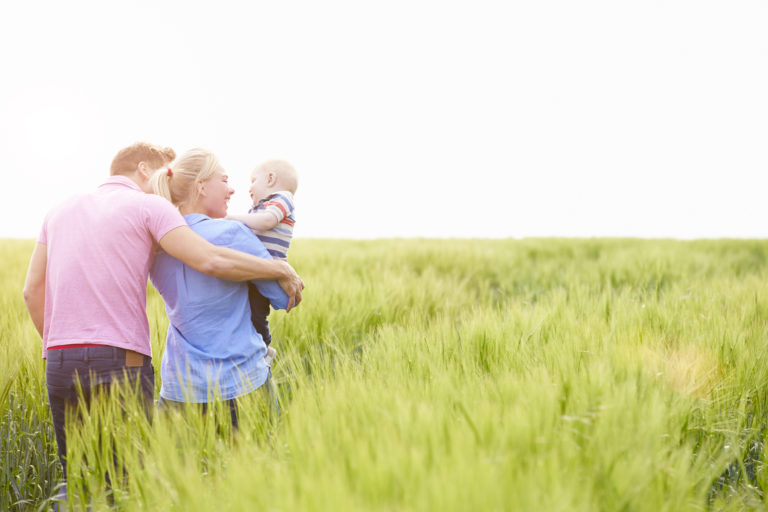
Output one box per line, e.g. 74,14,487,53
143,195,187,242
261,192,295,223
225,222,291,310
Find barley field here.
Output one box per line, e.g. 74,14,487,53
2,238,768,511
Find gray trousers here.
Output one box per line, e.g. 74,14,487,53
45,346,154,481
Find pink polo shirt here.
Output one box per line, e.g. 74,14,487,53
38,176,186,358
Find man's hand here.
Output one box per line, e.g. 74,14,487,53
276,261,304,312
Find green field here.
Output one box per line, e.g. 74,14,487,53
3,238,768,511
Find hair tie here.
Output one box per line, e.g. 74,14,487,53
167,167,173,177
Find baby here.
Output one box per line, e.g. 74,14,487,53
228,159,298,366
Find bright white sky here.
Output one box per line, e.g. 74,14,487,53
0,0,766,239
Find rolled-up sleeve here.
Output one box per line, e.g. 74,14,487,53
227,223,290,310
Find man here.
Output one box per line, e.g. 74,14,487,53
22,142,303,499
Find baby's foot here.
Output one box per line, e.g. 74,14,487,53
265,346,277,366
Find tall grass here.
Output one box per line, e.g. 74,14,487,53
2,238,768,510
1,240,60,511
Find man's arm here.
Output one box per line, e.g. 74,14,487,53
158,225,303,310
23,243,47,338
227,211,279,232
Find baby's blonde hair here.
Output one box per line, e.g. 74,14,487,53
152,148,223,207
254,159,299,194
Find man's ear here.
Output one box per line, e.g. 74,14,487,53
137,161,149,177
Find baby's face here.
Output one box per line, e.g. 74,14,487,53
248,169,269,204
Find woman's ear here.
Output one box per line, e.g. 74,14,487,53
196,180,205,196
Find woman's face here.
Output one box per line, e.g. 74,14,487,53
198,171,234,218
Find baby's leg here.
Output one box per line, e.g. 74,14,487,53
248,283,278,366
248,283,272,346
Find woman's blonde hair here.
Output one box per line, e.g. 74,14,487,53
152,148,223,207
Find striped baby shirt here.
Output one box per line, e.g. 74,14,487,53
249,191,295,260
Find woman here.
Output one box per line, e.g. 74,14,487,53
150,148,289,426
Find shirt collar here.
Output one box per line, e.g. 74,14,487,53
100,175,142,192
183,213,211,226
252,190,293,211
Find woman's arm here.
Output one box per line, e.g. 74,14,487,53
23,243,47,338
158,225,303,310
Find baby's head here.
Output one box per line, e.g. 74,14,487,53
249,159,298,204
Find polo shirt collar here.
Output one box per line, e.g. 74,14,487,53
100,175,142,191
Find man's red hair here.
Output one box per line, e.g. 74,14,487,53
110,142,176,176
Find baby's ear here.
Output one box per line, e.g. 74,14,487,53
266,171,278,186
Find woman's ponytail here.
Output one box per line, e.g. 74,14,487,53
151,167,174,202
151,148,221,208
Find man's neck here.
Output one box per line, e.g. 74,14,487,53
111,171,147,191
124,171,148,193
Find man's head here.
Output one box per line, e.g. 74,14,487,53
110,142,176,192
249,159,298,204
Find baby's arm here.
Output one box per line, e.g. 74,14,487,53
227,211,280,232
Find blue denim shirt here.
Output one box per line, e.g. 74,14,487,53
150,214,289,402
